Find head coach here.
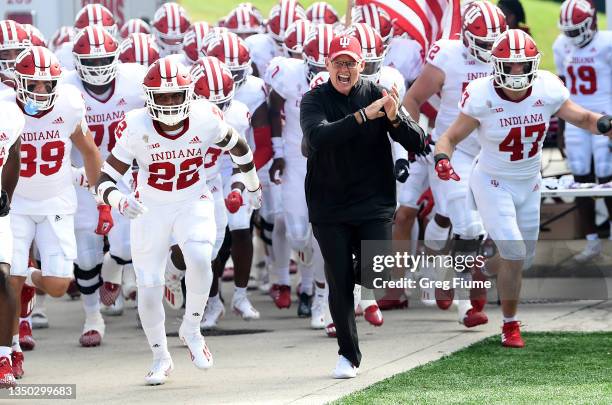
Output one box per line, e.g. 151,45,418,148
300,34,427,378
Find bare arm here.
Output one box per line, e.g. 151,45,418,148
402,63,445,121
1,138,21,201
434,113,480,159
71,124,102,186
555,99,612,137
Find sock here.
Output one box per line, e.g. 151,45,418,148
298,264,314,295
182,241,213,333
82,290,101,316
209,293,221,305
586,233,599,241
25,267,38,287
183,291,207,333
277,270,290,286
137,285,169,360
0,346,10,358
503,316,518,323
315,283,327,300
233,286,247,299
12,335,21,353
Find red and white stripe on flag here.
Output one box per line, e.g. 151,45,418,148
355,0,461,53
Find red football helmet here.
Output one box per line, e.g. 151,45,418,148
0,20,31,74
491,29,540,91
191,56,235,111
348,23,385,81
143,57,193,126
224,3,265,36
119,18,151,39
72,25,119,86
283,19,312,58
14,46,62,111
266,0,306,44
462,1,507,63
306,2,339,25
119,33,160,66
352,4,393,44
559,0,596,47
302,23,334,81
74,4,117,37
182,22,211,63
50,26,75,51
152,2,192,56
22,24,47,47
206,31,251,88
202,26,229,53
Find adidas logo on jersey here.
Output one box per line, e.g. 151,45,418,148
189,136,201,144
532,99,544,107
490,180,499,188
0,132,7,141
117,98,127,107
55,215,62,222
52,117,65,124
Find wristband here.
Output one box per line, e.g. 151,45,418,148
242,167,260,192
359,108,367,123
596,115,611,134
231,149,254,166
272,137,284,158
433,153,450,165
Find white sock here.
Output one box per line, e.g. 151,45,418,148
503,316,518,323
137,285,169,360
82,290,101,316
586,233,599,241
183,291,207,333
298,264,314,295
34,293,46,310
182,242,213,334
0,346,10,358
209,293,221,305
25,267,38,287
233,286,247,299
11,335,21,353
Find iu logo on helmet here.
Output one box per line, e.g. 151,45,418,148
339,36,350,48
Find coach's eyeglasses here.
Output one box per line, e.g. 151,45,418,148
332,60,359,69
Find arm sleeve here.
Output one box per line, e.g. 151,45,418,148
299,90,361,151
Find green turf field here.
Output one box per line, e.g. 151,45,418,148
335,332,612,404
180,0,607,72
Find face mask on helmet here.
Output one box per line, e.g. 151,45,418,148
560,18,594,47
0,48,27,76
145,88,193,126
306,62,326,82
493,58,540,91
17,77,59,111
361,57,383,80
75,53,119,86
229,64,251,89
464,31,498,63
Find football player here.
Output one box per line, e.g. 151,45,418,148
553,0,612,262
8,46,102,378
0,20,31,86
96,57,261,385
63,26,147,346
434,29,612,348
403,1,507,327
150,2,191,57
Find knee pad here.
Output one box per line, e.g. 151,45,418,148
75,234,104,271
101,252,129,286
424,219,450,251
74,263,102,295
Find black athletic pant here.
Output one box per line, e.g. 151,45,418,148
312,217,392,368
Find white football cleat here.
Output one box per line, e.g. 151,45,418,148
232,295,260,320
145,357,174,386
201,298,225,329
573,239,602,263
101,293,124,316
31,308,49,329
310,293,326,329
332,355,357,379
179,323,213,370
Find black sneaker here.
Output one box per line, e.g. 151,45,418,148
297,292,312,318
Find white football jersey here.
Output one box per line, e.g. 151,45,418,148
265,56,309,157
12,84,86,215
0,101,25,182
0,81,13,100
244,33,281,78
62,63,147,163
204,100,250,179
384,37,423,84
427,39,492,156
54,42,75,71
235,74,268,116
377,65,407,100
552,31,611,113
111,99,228,205
461,71,570,180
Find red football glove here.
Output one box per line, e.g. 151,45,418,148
225,190,243,214
435,156,460,181
95,204,114,235
417,188,434,219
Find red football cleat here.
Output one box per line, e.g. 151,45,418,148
435,288,454,310
0,356,16,387
364,304,384,327
470,266,488,312
66,279,81,300
20,285,36,318
99,282,122,306
377,290,409,310
79,330,102,347
501,321,525,348
274,285,291,309
19,321,35,351
325,323,336,338
11,351,24,380
462,308,488,328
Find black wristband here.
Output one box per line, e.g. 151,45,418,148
359,108,367,123
390,115,400,125
433,153,450,165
